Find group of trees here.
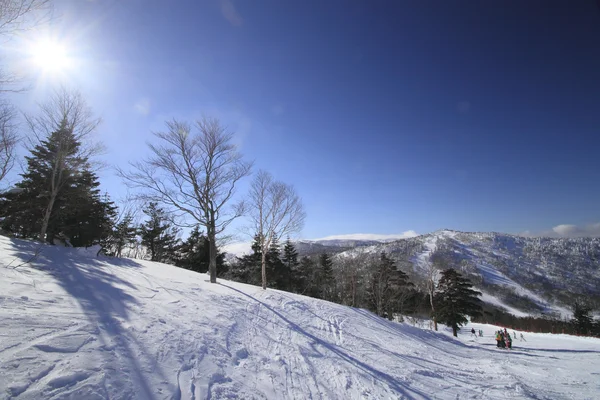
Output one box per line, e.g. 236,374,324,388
103,202,226,274
0,86,304,293
0,83,486,336
226,243,483,336
226,236,331,296
0,91,116,247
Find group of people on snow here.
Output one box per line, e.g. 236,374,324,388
495,328,513,349
469,326,526,349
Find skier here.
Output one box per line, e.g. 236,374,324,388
471,328,476,337
520,332,526,341
495,331,502,348
506,333,512,349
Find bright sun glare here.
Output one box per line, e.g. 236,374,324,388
28,38,72,74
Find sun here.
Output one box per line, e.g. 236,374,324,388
28,38,73,74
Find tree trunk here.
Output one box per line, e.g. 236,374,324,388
39,191,57,243
208,233,217,283
429,289,438,331
207,214,217,283
261,250,267,290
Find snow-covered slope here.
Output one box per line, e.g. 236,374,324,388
1,236,600,399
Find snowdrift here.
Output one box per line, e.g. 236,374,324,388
1,236,599,399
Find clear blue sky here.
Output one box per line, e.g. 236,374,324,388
4,0,600,239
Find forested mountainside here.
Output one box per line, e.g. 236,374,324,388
301,230,600,315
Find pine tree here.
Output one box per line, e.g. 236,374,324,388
296,256,316,296
266,238,288,289
228,235,262,285
571,301,594,336
434,268,482,337
319,253,335,301
109,213,138,257
176,226,226,274
59,181,116,248
139,202,180,263
282,238,300,292
0,121,115,246
368,252,413,320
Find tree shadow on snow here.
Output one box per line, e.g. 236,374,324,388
6,238,172,399
221,284,432,400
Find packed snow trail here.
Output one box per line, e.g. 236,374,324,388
1,236,599,399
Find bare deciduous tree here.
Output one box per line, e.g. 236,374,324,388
25,88,100,147
118,117,252,283
0,102,17,184
24,88,101,242
247,170,305,290
424,256,438,330
335,251,369,307
424,247,448,331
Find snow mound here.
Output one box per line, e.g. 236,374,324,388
1,236,599,399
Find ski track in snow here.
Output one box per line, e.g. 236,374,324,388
1,236,600,399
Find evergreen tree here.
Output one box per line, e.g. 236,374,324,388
266,238,288,289
176,226,226,275
139,202,180,263
108,212,137,257
296,256,316,296
0,122,114,246
571,301,594,335
68,187,116,248
319,253,335,301
282,238,300,292
434,268,482,337
368,252,413,320
228,235,262,285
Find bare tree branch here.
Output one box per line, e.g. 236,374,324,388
0,67,28,93
117,116,252,283
0,0,52,37
246,169,306,289
0,101,18,185
0,0,53,92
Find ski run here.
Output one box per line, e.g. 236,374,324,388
1,236,599,399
